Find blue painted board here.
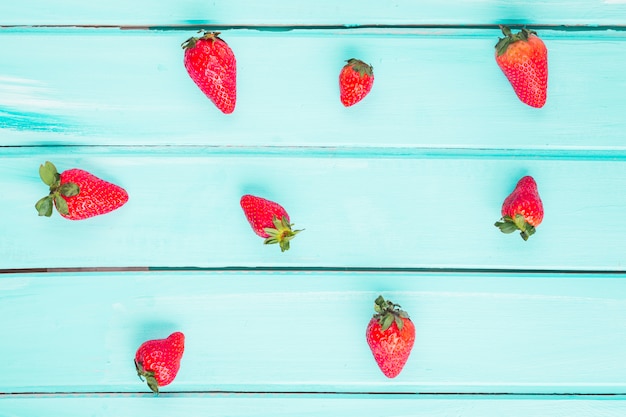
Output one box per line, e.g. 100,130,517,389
1,394,626,417
2,150,626,270
1,28,626,149
1,3,626,415
0,271,624,394
1,0,626,26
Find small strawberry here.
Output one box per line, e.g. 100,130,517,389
495,175,544,241
339,58,374,107
135,331,185,394
35,161,128,220
182,31,237,114
495,26,548,108
240,194,302,252
365,295,415,379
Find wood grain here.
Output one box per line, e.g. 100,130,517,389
2,394,626,417
2,2,626,413
1,28,625,149
1,0,626,26
2,150,626,270
0,271,624,394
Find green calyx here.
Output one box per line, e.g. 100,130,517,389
263,215,303,252
135,359,159,395
494,214,536,241
373,295,409,332
495,26,536,56
181,31,222,50
346,58,373,77
35,161,80,217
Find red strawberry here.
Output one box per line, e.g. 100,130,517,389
495,175,544,241
35,161,128,220
240,194,302,252
339,58,374,107
182,31,237,114
366,295,415,379
135,332,185,394
495,26,548,108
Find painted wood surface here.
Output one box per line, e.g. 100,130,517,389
1,28,626,150
0,271,625,394
2,394,626,417
2,150,626,270
2,3,626,415
1,0,626,27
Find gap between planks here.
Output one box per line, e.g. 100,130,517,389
3,267,626,275
1,391,625,397
3,24,626,32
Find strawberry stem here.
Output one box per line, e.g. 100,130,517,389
181,31,222,50
373,295,409,331
495,25,537,56
263,215,303,252
135,359,160,395
346,58,373,77
494,214,536,241
35,161,79,217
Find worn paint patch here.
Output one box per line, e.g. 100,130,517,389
0,76,77,132
0,107,71,132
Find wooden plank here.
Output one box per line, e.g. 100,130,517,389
1,394,626,417
2,1,626,26
2,150,626,270
0,271,625,394
1,28,626,149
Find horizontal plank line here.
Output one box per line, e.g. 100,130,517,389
4,145,626,160
0,267,148,274
149,24,626,33
149,267,626,275
3,24,626,32
1,391,625,397
2,267,626,275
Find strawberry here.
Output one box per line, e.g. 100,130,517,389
495,175,544,241
240,194,302,252
182,31,237,114
339,58,374,107
365,295,415,379
495,26,548,108
35,161,128,220
135,331,185,394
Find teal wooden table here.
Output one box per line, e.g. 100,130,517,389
1,1,626,416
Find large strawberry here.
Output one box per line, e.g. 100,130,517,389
339,58,374,107
495,26,548,108
240,194,302,252
182,31,236,114
495,175,544,241
366,295,415,379
135,331,185,394
35,161,128,220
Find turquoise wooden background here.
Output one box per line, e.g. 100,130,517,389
1,1,626,416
